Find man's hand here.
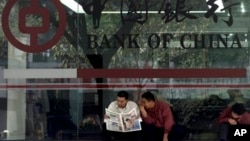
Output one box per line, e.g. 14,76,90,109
228,118,238,125
138,100,147,118
163,138,168,141
104,114,109,119
139,104,145,111
138,100,145,111
163,133,168,141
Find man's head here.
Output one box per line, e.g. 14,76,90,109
141,91,156,109
116,91,129,108
231,103,246,119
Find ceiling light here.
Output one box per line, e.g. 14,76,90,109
241,3,245,13
59,0,225,14
59,0,85,13
206,0,224,13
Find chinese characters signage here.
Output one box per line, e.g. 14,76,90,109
1,0,241,53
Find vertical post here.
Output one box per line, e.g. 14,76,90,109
87,54,103,119
7,39,27,139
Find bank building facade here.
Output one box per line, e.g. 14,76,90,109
0,0,249,140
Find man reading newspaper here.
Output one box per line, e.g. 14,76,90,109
103,91,141,141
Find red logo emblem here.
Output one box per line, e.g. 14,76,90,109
2,0,67,53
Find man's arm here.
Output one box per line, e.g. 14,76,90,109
139,103,147,117
217,107,231,124
161,105,175,141
163,105,175,134
104,101,116,120
139,103,156,124
239,113,250,125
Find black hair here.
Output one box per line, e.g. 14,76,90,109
117,91,129,100
141,91,155,101
232,103,246,115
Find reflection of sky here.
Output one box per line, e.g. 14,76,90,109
58,0,230,13
101,0,225,12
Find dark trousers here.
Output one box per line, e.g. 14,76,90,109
141,123,164,141
141,123,186,141
219,123,230,141
102,123,141,141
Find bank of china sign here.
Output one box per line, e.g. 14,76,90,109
1,0,243,53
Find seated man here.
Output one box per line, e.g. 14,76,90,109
103,91,141,141
139,91,175,141
217,102,250,141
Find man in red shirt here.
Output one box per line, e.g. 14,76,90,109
217,102,250,141
139,91,175,141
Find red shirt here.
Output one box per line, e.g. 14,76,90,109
142,101,175,133
217,107,250,125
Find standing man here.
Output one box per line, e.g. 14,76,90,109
217,102,250,141
103,90,141,141
139,91,175,141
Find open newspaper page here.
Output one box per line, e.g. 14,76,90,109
105,108,141,132
105,108,124,132
121,108,142,132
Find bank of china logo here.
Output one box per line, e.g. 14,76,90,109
2,0,66,53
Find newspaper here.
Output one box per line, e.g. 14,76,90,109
105,108,142,132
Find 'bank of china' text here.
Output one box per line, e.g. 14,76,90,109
87,33,244,49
